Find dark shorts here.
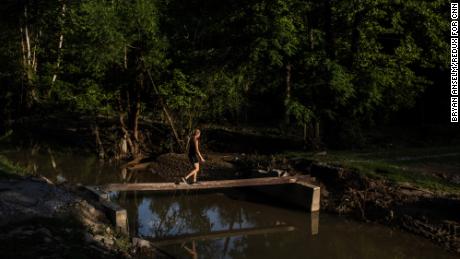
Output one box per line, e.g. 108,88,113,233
188,154,199,165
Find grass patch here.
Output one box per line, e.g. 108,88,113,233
285,147,460,194
0,155,28,178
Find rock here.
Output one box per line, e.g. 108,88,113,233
256,169,268,174
93,234,115,246
56,175,67,184
94,234,105,242
132,237,151,248
104,238,114,246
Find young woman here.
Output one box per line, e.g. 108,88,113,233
182,129,205,184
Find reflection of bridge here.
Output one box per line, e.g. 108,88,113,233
85,176,320,234
137,211,319,248
150,225,297,246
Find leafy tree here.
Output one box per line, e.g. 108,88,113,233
68,0,167,158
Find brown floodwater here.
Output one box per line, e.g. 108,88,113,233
1,147,458,259
115,191,458,259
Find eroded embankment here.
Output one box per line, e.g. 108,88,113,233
0,177,165,258
306,162,460,254
229,154,460,254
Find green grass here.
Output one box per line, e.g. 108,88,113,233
285,146,460,194
0,155,28,178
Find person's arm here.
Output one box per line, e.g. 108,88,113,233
195,138,205,162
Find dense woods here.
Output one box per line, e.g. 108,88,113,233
0,0,452,158
1,2,459,258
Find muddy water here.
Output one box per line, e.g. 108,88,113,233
115,191,457,259
1,148,457,259
0,147,164,184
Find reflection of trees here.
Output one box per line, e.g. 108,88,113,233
123,191,306,258
118,191,322,259
183,241,198,259
146,193,213,238
1,144,122,185
141,193,223,258
118,193,452,259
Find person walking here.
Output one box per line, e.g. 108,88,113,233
182,129,205,184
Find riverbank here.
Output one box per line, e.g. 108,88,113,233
118,149,460,254
1,120,459,256
0,172,168,258
1,149,459,256
311,162,460,254
231,152,460,254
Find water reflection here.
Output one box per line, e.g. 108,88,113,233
116,191,458,259
0,147,163,185
183,241,198,259
1,147,458,259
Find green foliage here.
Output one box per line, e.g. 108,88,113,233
199,69,248,120
286,100,314,125
248,0,306,67
286,147,460,194
0,0,452,145
60,0,168,117
160,70,203,110
0,155,27,178
50,79,114,114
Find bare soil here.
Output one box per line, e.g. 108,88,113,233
308,162,460,254
0,177,166,258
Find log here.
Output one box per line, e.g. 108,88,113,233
126,162,154,171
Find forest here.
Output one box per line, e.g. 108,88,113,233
1,1,459,258
0,0,453,158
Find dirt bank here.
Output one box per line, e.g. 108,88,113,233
230,154,460,254
307,162,460,254
0,177,166,258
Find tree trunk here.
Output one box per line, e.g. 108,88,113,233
162,105,185,151
315,121,320,140
285,63,292,124
118,93,140,159
20,5,39,110
324,0,335,59
303,123,307,142
129,86,141,142
146,68,185,152
50,0,67,87
92,125,105,160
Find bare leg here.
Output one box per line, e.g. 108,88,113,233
185,163,199,182
193,163,200,182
